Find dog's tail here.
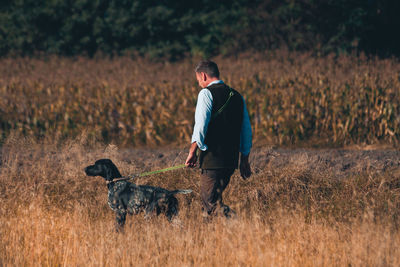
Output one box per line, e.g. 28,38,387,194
170,189,192,195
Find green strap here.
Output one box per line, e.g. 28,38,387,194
123,164,186,180
211,89,234,119
136,164,186,177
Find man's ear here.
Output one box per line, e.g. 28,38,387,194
201,72,208,81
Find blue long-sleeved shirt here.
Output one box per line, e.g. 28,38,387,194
191,80,252,156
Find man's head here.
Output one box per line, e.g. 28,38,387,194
195,60,220,88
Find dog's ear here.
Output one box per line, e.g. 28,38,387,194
104,161,122,180
110,164,122,178
104,167,113,181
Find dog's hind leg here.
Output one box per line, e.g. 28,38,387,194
115,211,126,232
165,197,179,221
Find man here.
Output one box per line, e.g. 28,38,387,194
185,60,252,218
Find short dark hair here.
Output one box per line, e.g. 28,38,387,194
195,60,220,78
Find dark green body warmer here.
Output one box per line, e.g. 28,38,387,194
199,83,244,169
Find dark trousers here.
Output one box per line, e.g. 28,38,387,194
200,168,235,217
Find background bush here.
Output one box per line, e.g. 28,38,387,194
1,0,400,58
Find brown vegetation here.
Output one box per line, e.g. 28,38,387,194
1,51,399,147
0,135,399,265
1,52,399,265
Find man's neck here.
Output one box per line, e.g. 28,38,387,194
205,78,222,87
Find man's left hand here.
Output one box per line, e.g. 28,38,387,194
240,154,252,179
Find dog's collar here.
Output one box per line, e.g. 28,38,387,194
106,177,130,185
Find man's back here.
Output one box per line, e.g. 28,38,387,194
200,83,244,169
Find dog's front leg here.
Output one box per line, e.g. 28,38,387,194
115,211,126,232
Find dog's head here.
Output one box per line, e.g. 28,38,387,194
84,159,122,181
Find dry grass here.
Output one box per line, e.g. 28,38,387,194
1,135,399,266
1,51,400,146
1,51,400,265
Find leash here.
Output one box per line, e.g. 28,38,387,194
135,164,186,177
108,88,234,184
108,164,187,184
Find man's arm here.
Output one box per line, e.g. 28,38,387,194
186,89,213,168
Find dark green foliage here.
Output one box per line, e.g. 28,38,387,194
0,0,399,58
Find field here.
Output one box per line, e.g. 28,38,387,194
1,51,400,266
0,136,399,266
1,51,400,146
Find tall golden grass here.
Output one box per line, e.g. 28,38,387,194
0,135,399,266
1,51,399,146
1,51,400,265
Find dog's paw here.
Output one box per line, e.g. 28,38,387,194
144,213,152,221
171,218,183,228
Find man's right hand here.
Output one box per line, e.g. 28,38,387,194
185,152,197,168
240,154,252,179
185,142,198,168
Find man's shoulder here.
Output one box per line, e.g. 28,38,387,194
197,88,213,103
227,86,244,101
199,88,212,96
